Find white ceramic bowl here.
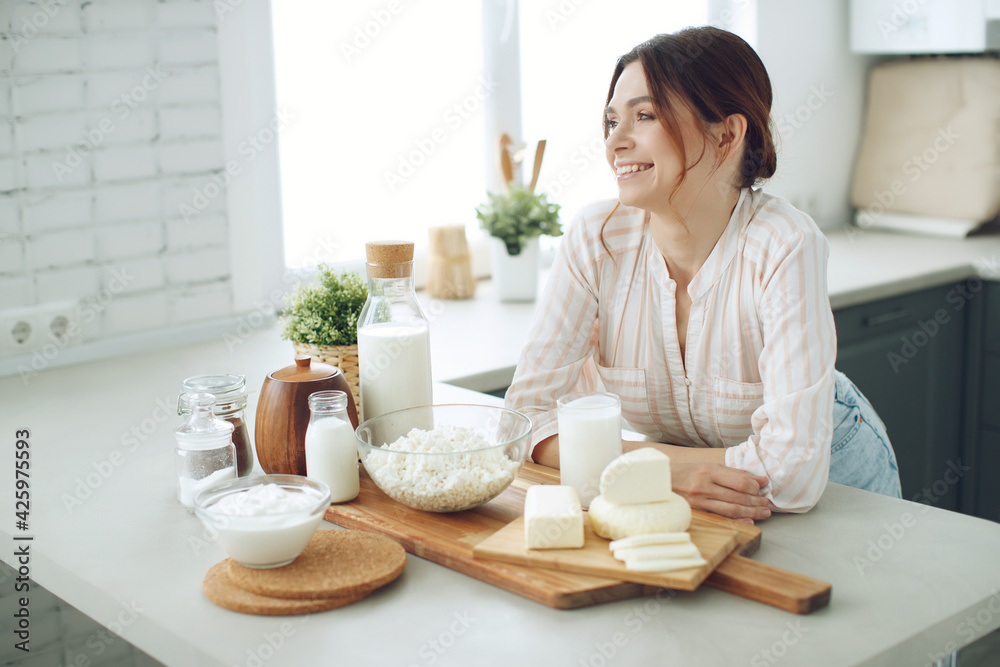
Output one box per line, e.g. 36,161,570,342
193,474,331,568
355,404,532,512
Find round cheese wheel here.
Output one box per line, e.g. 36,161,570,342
588,493,692,541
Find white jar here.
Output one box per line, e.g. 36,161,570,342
305,390,359,503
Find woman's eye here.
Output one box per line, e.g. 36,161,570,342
638,111,655,121
605,118,618,129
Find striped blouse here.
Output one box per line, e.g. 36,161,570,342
504,188,837,512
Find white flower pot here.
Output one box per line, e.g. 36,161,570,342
489,236,539,302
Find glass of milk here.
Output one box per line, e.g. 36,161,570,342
557,393,622,508
304,390,359,503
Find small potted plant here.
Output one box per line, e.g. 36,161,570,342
281,265,366,406
476,136,562,301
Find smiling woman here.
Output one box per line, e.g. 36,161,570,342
505,27,902,521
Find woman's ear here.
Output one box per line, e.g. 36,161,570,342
718,113,748,151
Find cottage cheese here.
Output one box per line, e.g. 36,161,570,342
365,425,520,511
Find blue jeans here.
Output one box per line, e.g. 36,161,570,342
828,370,902,498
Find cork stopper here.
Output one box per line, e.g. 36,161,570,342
365,240,414,279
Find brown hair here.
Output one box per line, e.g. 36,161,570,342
605,27,776,199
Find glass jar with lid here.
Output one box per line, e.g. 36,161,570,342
357,241,433,421
178,374,253,477
175,393,237,508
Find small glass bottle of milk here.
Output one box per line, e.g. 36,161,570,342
174,393,237,509
557,392,623,508
305,390,359,503
357,240,433,421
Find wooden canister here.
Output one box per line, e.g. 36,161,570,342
255,356,359,476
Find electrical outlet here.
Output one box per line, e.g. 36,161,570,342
0,301,80,357
0,307,43,357
35,300,80,349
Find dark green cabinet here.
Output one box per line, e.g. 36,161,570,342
833,282,973,511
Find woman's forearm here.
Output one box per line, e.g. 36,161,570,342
533,437,727,470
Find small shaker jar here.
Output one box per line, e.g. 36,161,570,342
174,393,237,508
178,374,254,477
304,390,359,503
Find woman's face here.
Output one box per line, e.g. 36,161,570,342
604,62,713,212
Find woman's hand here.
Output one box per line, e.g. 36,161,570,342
670,461,773,523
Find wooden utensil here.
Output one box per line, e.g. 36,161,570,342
499,133,514,189
325,463,831,612
527,140,546,194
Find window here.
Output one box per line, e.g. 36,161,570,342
271,1,707,272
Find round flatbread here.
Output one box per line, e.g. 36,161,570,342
203,561,366,616
226,529,407,600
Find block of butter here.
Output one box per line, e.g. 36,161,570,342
524,485,584,550
599,448,672,505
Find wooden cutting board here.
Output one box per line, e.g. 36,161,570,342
325,463,830,612
473,518,738,590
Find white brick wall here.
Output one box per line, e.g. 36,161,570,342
0,0,236,356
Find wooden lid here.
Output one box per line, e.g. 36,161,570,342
270,355,341,382
366,241,413,278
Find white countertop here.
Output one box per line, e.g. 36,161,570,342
3,312,1000,667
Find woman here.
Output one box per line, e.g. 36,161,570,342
504,27,901,522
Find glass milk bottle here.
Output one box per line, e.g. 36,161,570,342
174,393,237,508
357,240,433,421
305,390,359,503
557,392,623,508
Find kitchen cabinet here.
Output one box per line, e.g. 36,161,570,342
833,282,973,511
965,281,1000,521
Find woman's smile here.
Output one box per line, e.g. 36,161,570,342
615,162,654,179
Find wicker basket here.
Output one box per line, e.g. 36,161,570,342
292,342,361,412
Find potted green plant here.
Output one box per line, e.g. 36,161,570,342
280,265,366,406
476,137,563,301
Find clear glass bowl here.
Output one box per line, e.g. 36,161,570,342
193,474,331,568
355,404,531,512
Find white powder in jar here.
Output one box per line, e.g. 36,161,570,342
364,424,521,511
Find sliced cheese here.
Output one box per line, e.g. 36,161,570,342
612,542,701,562
624,556,707,572
524,485,584,550
599,448,672,504
587,493,692,541
608,532,691,550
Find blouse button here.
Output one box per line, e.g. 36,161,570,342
684,377,692,386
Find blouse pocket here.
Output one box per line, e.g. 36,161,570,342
594,364,658,437
711,377,764,448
